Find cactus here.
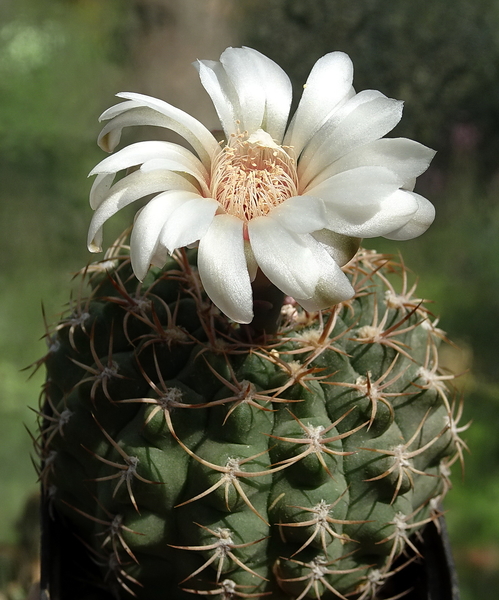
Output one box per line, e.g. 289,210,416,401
36,241,464,600
35,46,465,599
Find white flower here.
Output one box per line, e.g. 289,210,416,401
88,47,435,324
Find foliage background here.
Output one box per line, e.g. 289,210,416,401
1,0,498,598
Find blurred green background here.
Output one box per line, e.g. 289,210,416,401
1,0,498,598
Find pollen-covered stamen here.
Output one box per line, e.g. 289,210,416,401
210,129,298,221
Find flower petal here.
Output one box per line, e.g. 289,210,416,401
130,191,201,280
383,192,435,240
308,166,403,213
89,173,115,210
139,159,209,195
87,170,199,251
244,240,258,282
317,89,386,128
99,94,220,168
198,214,253,324
159,196,218,252
91,140,210,196
97,103,145,152
298,95,404,189
307,138,436,189
196,47,293,142
218,48,267,136
295,239,355,311
195,59,240,138
248,216,320,299
269,195,327,234
222,47,292,141
284,52,354,155
90,140,209,182
248,50,293,143
320,188,419,238
311,229,361,267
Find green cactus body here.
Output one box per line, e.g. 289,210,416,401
37,244,464,600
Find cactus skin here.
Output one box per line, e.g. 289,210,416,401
36,242,465,600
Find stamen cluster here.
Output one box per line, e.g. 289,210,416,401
210,132,298,221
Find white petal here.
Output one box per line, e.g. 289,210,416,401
87,170,198,251
297,90,386,158
317,89,386,129
307,166,403,213
269,195,327,233
96,100,147,152
225,47,293,141
307,138,436,189
248,216,320,299
90,140,209,181
297,278,353,311
219,48,267,136
97,105,168,153
197,47,293,142
311,229,361,267
89,173,115,210
99,99,137,121
130,191,201,280
295,241,355,311
198,215,253,323
321,188,419,238
298,95,404,188
159,196,218,252
247,48,293,143
195,59,240,138
139,158,209,195
383,192,435,240
284,52,354,155
244,241,258,282
91,140,210,196
99,94,220,168
404,178,417,192
310,259,355,307
150,246,168,269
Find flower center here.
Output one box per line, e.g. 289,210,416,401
210,129,298,221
